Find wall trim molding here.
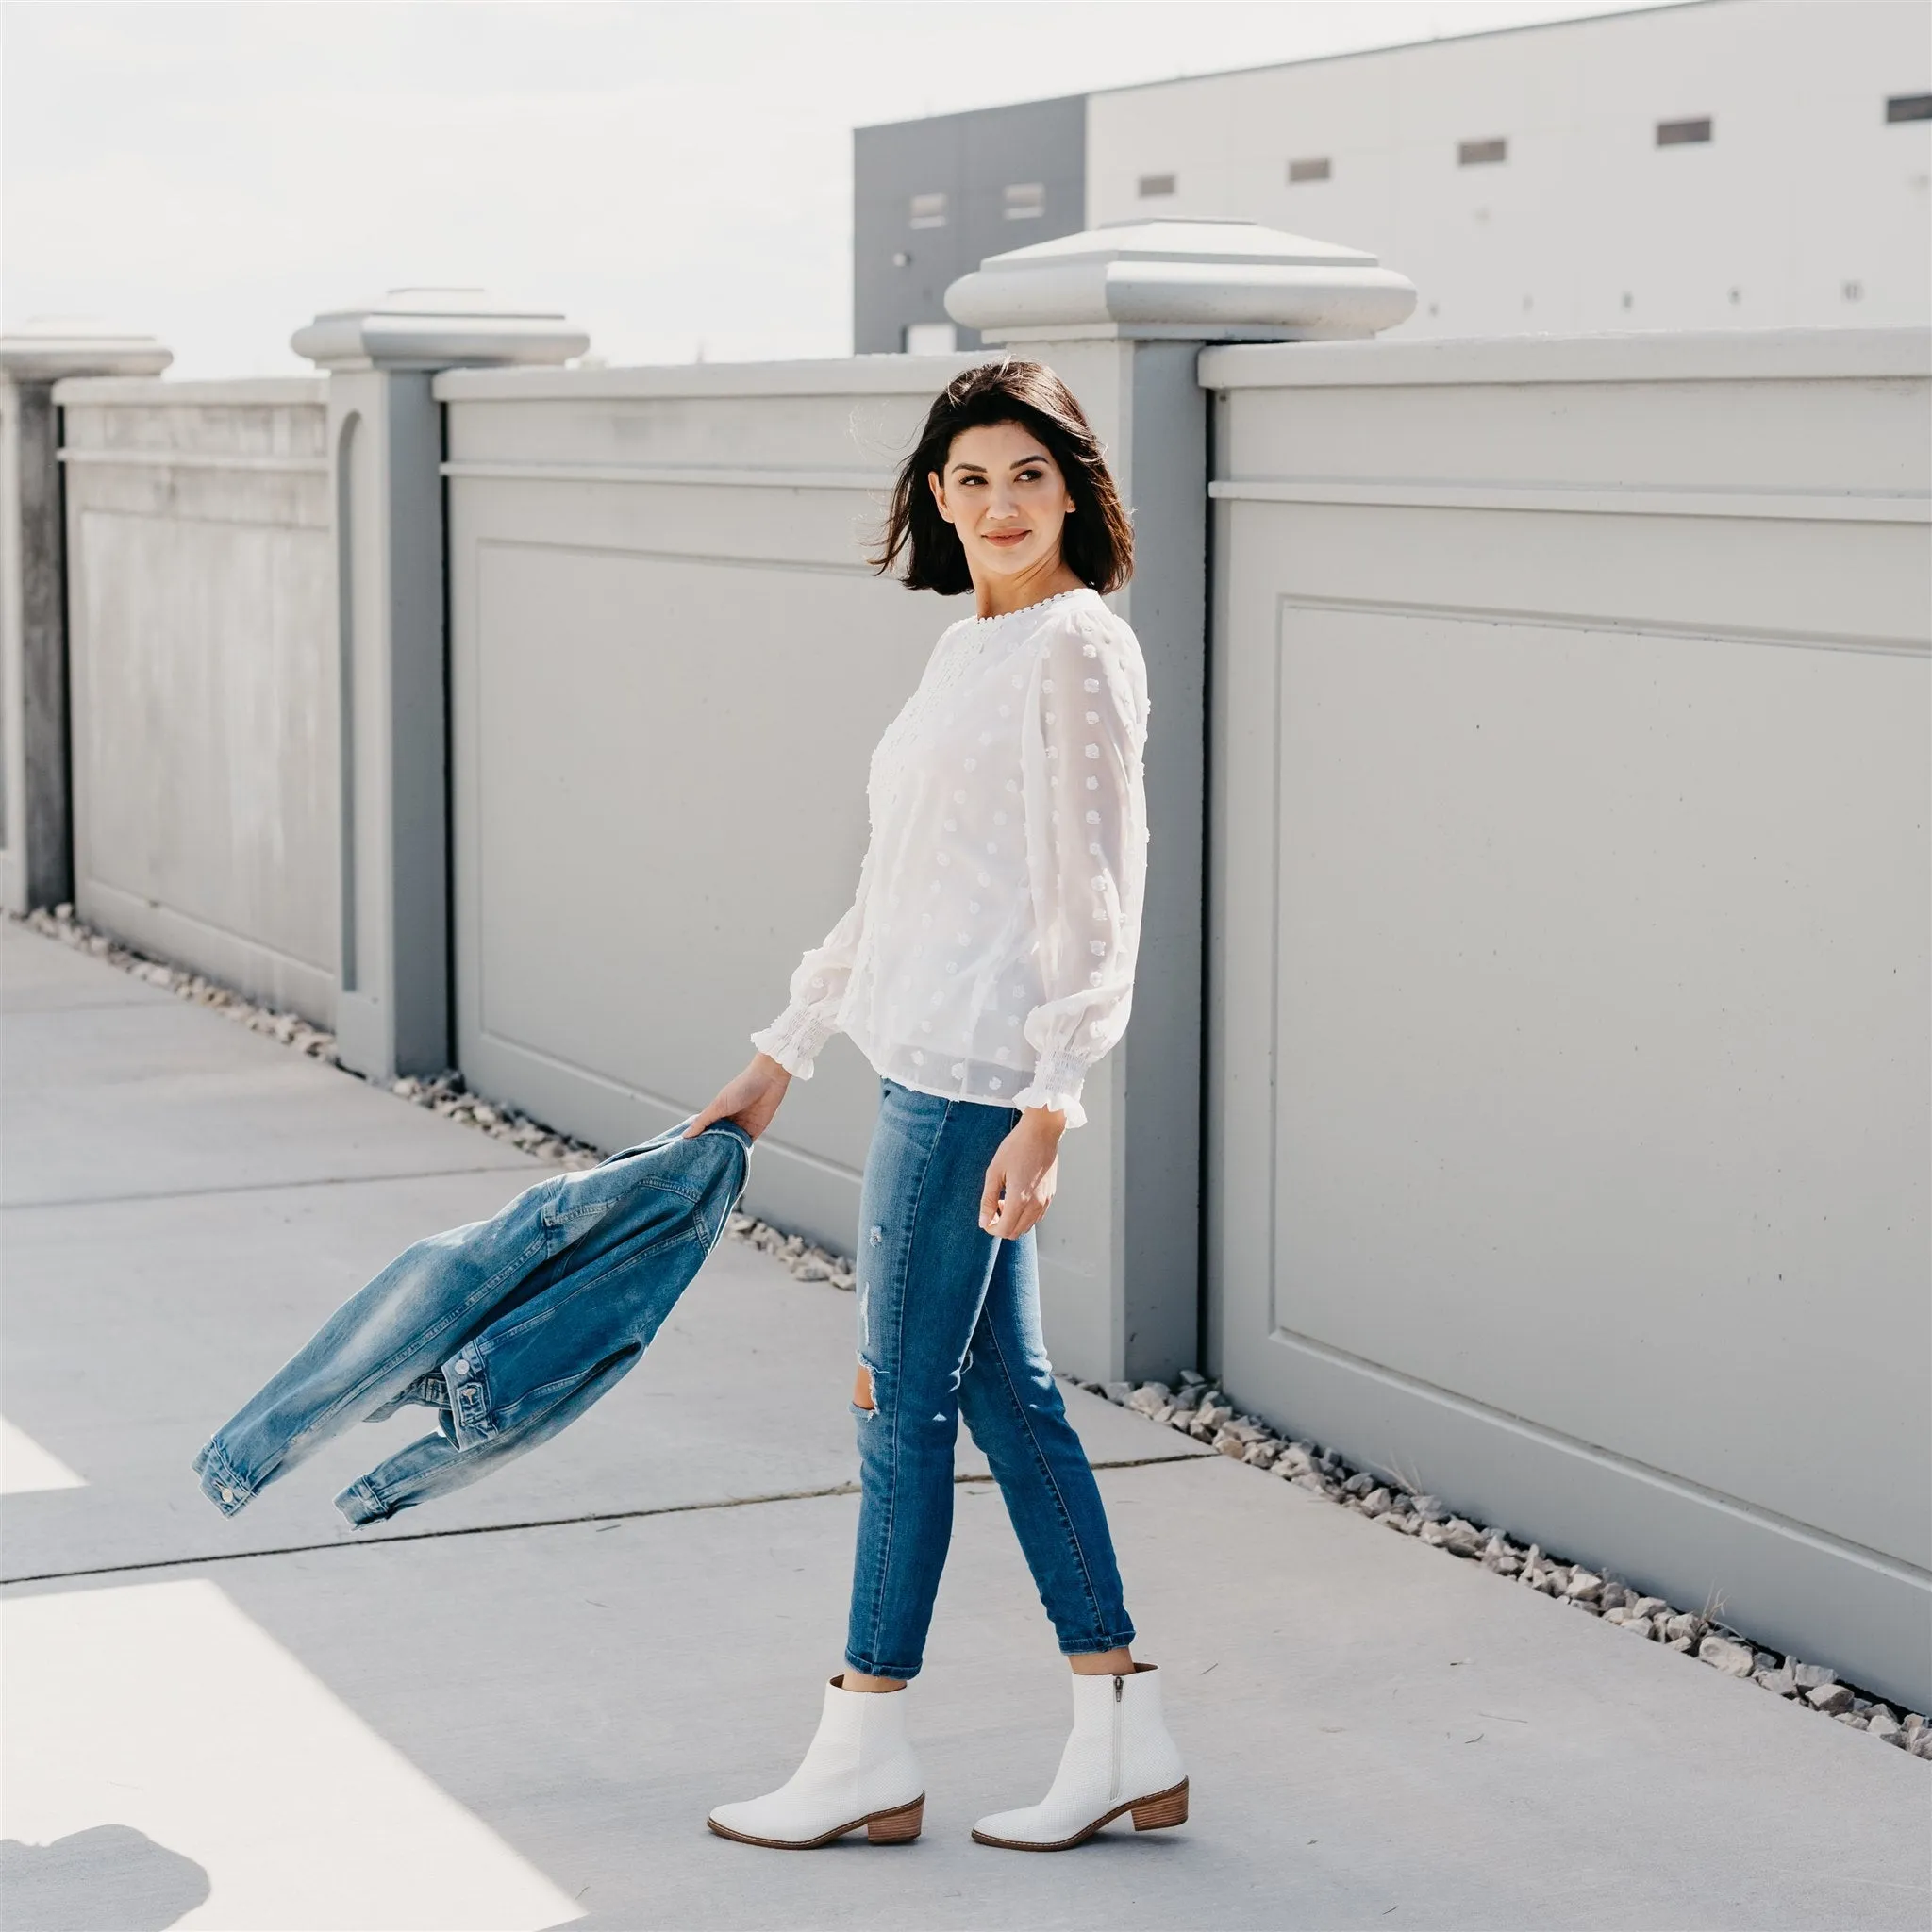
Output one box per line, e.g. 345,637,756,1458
434,353,990,404
464,532,874,579
1200,326,1932,391
443,459,894,492
58,450,327,476
1267,590,1928,658
75,880,336,1028
1209,478,1930,525
1267,1321,1928,1589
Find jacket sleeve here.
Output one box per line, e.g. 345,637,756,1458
1009,604,1152,1129
749,840,873,1079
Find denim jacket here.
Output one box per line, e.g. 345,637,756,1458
193,1114,753,1526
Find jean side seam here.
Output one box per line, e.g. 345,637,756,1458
862,1096,950,1675
984,1312,1116,1648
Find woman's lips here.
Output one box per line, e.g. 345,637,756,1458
985,529,1029,547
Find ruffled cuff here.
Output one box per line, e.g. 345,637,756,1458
1008,1048,1091,1130
750,1004,840,1079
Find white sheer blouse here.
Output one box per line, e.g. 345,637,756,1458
751,585,1151,1130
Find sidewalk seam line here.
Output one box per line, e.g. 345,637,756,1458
0,1455,1207,1587
2,1164,547,1212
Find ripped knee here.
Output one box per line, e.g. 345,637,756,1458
853,1359,875,1412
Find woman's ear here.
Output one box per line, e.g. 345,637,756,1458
926,468,955,526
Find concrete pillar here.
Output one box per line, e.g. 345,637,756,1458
292,290,587,1081
0,321,171,914
944,220,1415,1380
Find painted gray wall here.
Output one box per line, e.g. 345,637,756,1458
290,287,591,1083
433,350,1208,1384
0,380,72,912
2,330,172,916
437,356,983,1248
41,291,1926,1707
853,95,1085,354
53,377,339,1021
1200,327,1931,1711
328,368,455,1082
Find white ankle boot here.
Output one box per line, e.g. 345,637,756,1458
972,1661,1188,1851
707,1674,925,1849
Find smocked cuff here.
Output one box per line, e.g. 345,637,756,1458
750,1005,839,1079
1009,1050,1090,1130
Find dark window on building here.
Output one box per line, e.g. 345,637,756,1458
1288,157,1331,183
1887,93,1932,122
1657,117,1712,145
908,192,947,229
1004,182,1045,220
1457,138,1507,166
1138,172,1177,198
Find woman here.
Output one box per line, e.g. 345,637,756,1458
683,360,1186,1853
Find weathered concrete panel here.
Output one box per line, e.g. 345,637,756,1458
0,380,74,912
55,379,337,1021
439,351,1208,1385
441,367,979,1291
1204,326,1932,1707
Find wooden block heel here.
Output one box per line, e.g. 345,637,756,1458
1131,1779,1189,1830
865,1795,924,1842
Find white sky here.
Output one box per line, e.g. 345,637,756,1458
4,0,1672,375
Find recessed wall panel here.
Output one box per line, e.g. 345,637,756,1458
1205,332,1932,1706
1268,600,1929,1566
467,538,902,1114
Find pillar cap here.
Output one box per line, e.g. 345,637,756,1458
0,318,172,381
945,217,1417,343
291,288,590,372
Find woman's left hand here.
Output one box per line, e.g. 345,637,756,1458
979,1108,1066,1238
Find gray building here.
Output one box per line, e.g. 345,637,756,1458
853,94,1085,354
853,2,1932,347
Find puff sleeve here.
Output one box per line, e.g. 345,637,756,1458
749,840,874,1079
1009,604,1151,1128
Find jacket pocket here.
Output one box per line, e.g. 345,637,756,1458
539,1194,615,1250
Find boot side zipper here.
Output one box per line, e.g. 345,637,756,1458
1111,1673,1124,1805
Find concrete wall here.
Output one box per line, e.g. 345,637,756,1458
40,294,1928,1702
435,357,981,1240
0,376,60,914
2,373,84,915
1200,325,1932,1709
436,341,1214,1386
53,378,338,1022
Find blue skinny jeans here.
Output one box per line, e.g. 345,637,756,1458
844,1075,1136,1680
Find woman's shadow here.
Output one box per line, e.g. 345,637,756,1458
0,1824,210,1932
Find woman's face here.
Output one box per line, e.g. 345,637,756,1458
927,420,1076,588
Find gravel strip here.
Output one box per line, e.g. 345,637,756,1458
12,906,857,1292
1084,1370,1930,1761
20,904,1924,1751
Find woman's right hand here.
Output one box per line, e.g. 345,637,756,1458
682,1053,792,1140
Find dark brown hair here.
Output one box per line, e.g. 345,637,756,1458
873,358,1133,596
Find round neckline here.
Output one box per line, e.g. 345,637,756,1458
967,585,1096,629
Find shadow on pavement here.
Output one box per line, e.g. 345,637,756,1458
0,1824,211,1931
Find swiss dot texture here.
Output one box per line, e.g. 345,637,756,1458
750,587,1151,1131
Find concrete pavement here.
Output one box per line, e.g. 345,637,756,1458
4,919,1927,1931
